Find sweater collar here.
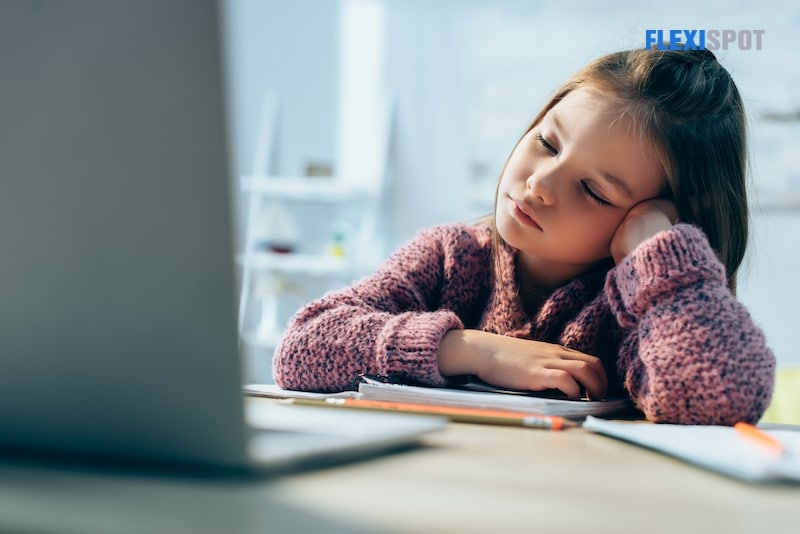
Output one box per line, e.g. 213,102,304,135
479,237,612,337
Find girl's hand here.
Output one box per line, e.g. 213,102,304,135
438,330,607,399
610,198,679,264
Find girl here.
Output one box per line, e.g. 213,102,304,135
273,48,775,425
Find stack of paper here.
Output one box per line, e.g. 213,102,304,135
244,381,631,418
356,381,631,418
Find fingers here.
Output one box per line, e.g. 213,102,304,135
611,197,680,264
535,368,583,399
562,359,607,400
474,336,609,400
537,361,607,400
629,197,679,223
553,347,609,394
504,360,607,400
611,208,675,263
646,198,679,223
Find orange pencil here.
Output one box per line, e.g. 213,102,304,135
734,422,785,457
282,397,575,430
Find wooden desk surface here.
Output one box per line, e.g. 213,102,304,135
276,418,799,533
0,399,797,533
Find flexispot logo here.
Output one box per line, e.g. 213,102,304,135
645,29,765,51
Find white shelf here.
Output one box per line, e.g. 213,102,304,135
238,251,354,276
242,175,375,202
237,93,392,361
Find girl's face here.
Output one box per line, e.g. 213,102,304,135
496,87,665,287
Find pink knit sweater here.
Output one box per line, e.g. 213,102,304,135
273,222,775,425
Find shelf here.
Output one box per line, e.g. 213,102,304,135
237,251,354,276
241,175,376,202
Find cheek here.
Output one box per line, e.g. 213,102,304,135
497,165,516,191
501,149,531,185
573,212,624,246
494,197,513,234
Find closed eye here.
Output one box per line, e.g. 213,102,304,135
581,180,612,207
535,133,557,155
535,130,613,207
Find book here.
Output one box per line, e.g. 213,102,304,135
244,377,632,419
583,416,800,483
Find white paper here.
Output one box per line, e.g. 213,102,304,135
357,381,631,418
243,384,358,400
583,416,800,483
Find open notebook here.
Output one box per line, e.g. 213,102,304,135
245,376,632,419
584,416,800,483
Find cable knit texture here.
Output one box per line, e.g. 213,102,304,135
273,222,775,425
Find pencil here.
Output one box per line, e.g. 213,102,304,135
734,422,785,457
281,397,576,430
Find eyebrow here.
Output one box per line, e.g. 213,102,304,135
550,113,635,199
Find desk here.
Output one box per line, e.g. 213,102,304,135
1,398,797,534
277,417,800,533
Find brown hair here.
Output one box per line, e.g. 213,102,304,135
489,48,748,292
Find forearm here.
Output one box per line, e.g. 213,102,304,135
273,224,484,392
437,329,491,377
273,295,463,392
608,224,776,424
273,302,389,392
620,298,773,424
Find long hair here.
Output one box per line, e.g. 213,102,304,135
489,48,748,292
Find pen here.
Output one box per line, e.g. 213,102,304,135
734,422,785,457
280,397,576,430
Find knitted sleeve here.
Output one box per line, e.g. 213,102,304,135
272,224,481,392
606,223,776,425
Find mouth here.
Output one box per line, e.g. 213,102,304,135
510,197,542,230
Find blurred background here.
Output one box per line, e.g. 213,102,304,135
221,0,800,412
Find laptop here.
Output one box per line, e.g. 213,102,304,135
0,0,444,471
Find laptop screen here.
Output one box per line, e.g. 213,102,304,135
0,0,248,467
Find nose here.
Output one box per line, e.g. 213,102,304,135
526,171,556,206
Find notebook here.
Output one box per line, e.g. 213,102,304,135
0,0,444,472
583,416,800,483
246,376,633,419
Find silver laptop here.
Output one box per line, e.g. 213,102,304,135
0,0,444,471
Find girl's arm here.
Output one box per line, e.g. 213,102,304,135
607,223,775,425
272,224,481,392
